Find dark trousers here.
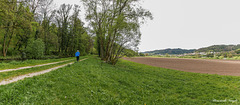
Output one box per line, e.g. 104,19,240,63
76,56,79,61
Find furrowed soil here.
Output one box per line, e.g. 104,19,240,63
123,57,240,76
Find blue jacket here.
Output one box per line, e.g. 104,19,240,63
75,52,80,57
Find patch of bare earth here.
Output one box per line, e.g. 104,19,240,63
123,57,240,76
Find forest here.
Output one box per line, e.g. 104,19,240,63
0,0,152,64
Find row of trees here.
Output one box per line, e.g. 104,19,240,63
0,0,93,58
0,0,152,65
82,0,152,64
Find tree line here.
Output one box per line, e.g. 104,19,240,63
0,0,152,65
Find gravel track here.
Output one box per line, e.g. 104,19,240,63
0,58,88,86
0,59,74,73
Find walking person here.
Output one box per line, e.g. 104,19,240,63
75,50,80,62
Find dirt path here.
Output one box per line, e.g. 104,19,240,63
123,57,240,76
0,59,74,73
0,58,88,86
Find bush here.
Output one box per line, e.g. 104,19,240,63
227,53,233,58
233,56,239,60
26,39,45,59
139,53,145,56
235,49,240,54
219,56,224,59
206,53,214,58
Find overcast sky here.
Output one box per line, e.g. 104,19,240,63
55,0,240,52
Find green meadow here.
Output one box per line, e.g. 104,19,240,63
0,56,239,104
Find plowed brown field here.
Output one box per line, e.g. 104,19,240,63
123,57,240,76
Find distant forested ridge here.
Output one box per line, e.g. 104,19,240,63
197,45,240,52
144,44,240,55
143,48,196,55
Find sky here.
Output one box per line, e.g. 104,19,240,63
55,0,240,52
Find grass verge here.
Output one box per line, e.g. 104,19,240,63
0,56,239,104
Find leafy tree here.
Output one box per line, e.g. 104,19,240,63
56,4,72,55
81,0,152,64
139,53,145,56
26,39,45,59
0,0,33,57
69,5,92,56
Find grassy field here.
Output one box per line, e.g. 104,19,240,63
0,57,75,70
0,56,239,104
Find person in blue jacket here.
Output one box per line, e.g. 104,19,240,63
75,50,80,62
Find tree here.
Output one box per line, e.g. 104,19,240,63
56,4,72,55
26,39,45,59
38,0,55,54
0,0,33,57
69,5,90,56
81,0,152,64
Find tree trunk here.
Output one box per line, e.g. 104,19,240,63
2,23,10,57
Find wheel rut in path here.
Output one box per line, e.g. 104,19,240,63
0,58,88,86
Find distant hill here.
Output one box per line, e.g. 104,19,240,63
143,44,240,55
197,45,240,52
143,48,196,55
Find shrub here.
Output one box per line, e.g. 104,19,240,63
233,56,238,60
26,39,45,59
235,49,240,54
227,53,233,58
139,53,145,56
219,56,224,59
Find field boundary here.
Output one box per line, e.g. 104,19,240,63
0,58,88,86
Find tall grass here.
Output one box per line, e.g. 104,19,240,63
0,56,239,104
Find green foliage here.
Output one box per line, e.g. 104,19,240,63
0,57,239,104
165,53,170,57
195,52,201,58
26,39,45,59
139,53,145,56
124,49,138,57
82,0,152,64
206,52,214,58
227,53,233,58
235,49,240,54
0,0,33,56
197,45,240,52
219,56,224,59
0,1,92,58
